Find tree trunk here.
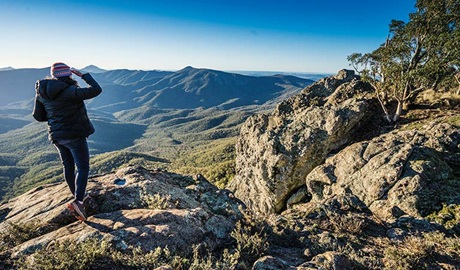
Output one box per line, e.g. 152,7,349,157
455,73,460,95
393,100,403,122
372,83,393,123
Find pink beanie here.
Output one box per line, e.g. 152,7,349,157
51,62,72,78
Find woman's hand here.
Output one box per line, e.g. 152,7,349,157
71,68,84,77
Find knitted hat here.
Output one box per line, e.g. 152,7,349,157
51,62,72,78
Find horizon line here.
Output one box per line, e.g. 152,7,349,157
0,65,338,75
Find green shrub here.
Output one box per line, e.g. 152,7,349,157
141,192,173,210
427,204,460,232
231,220,268,263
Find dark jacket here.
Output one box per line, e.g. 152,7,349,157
32,73,102,142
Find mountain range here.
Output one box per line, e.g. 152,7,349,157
0,66,313,109
0,65,319,201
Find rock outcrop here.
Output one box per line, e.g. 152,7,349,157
306,121,460,222
228,70,376,215
0,166,244,258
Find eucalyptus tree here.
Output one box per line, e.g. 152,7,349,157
348,0,460,122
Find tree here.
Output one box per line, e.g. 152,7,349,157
348,0,460,122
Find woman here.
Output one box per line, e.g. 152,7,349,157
33,62,102,221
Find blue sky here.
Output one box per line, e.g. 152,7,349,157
0,0,415,73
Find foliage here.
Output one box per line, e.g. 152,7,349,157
141,192,174,210
348,0,460,122
8,163,62,200
89,119,147,153
230,220,269,267
90,151,169,175
0,123,51,156
384,236,434,269
0,153,19,166
16,151,59,166
0,166,27,200
0,220,50,268
171,137,237,188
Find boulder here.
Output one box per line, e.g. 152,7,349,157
228,70,376,215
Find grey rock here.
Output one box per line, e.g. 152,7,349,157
286,186,309,209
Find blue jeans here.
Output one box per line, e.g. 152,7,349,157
54,137,89,202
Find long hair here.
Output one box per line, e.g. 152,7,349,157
57,76,79,87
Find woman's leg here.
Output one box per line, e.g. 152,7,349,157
66,138,90,202
54,143,76,196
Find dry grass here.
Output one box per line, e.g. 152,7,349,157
383,232,460,269
417,89,460,107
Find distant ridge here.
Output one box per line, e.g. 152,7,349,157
0,66,315,108
81,65,107,74
120,66,315,110
231,70,332,81
0,66,14,71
